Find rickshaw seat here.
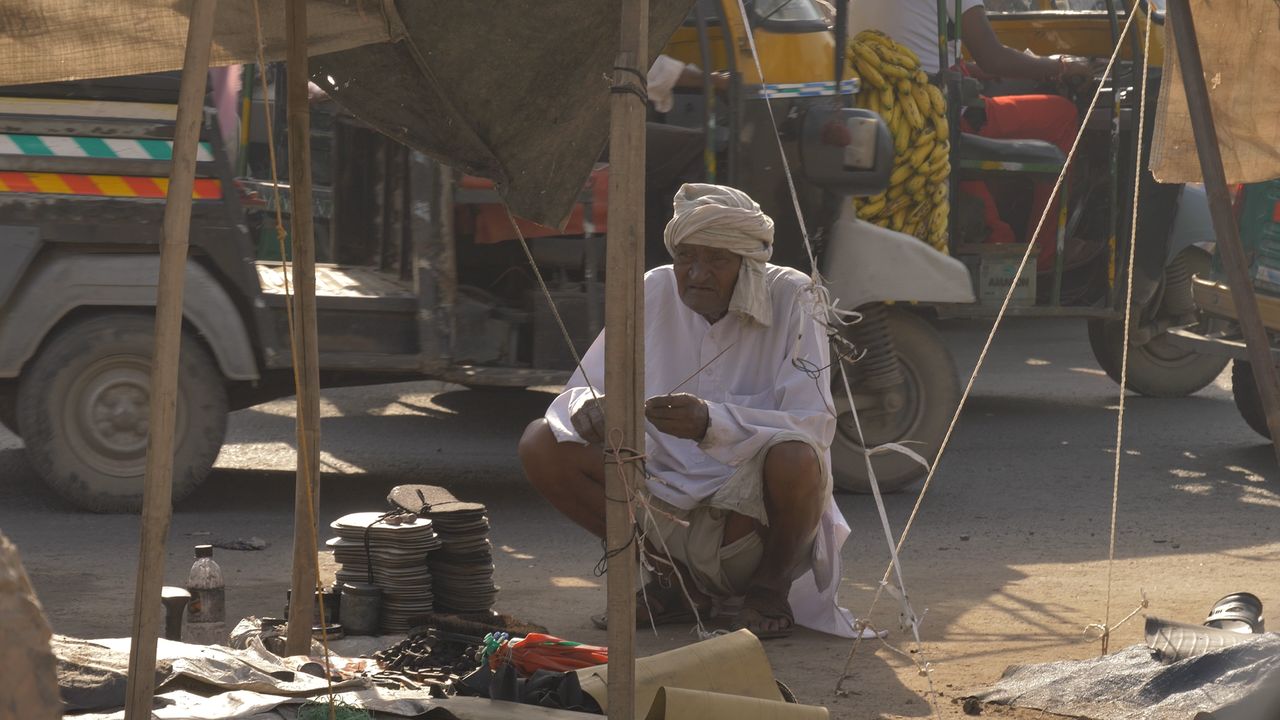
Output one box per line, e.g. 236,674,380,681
956,133,1065,177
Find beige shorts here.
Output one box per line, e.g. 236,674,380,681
637,433,828,599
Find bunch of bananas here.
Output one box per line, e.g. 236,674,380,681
847,30,951,253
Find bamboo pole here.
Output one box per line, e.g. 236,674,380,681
123,2,217,718
603,0,648,717
1166,0,1280,466
284,0,324,655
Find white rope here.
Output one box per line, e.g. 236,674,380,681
1100,7,1153,656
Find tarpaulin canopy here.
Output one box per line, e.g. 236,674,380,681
0,0,695,225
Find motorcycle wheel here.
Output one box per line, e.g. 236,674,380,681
830,307,959,494
1088,248,1228,398
1231,360,1271,439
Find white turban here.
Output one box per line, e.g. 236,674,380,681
663,183,776,326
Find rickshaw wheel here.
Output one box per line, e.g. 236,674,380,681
1231,360,1271,439
1087,248,1228,398
830,308,959,495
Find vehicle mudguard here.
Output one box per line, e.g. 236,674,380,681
820,203,976,310
1167,184,1216,260
0,252,259,381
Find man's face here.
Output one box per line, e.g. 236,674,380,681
673,243,742,320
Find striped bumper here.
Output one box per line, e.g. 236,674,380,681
0,171,221,199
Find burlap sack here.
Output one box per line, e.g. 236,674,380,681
1152,0,1280,184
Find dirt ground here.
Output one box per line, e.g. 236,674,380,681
3,318,1278,719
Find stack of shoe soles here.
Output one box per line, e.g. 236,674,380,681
387,485,499,614
329,511,442,633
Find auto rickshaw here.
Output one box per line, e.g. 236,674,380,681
1174,179,1280,438
654,0,1228,494
935,0,1226,397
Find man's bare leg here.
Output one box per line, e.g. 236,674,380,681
723,440,825,635
519,418,708,621
518,419,607,538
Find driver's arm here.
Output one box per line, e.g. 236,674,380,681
961,6,1090,81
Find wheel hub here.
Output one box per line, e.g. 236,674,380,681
89,380,149,449
63,356,181,478
834,361,921,449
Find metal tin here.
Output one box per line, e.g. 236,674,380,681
339,582,382,636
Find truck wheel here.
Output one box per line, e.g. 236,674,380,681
1231,360,1271,439
1088,248,1228,398
16,314,228,512
831,308,959,494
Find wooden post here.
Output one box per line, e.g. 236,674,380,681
284,0,324,655
1166,0,1280,465
122,2,217,718
603,1,648,717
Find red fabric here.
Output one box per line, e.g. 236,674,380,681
489,633,609,675
961,94,1078,271
460,169,609,245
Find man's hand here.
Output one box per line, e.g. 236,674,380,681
571,396,607,445
1051,54,1093,80
645,393,710,441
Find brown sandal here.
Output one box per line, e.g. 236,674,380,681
731,586,795,640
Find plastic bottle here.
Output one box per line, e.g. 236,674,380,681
183,544,226,645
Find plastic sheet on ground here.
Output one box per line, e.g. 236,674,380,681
969,633,1280,720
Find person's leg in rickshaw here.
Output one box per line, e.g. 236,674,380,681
962,93,1081,270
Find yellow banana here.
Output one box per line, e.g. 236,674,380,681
877,47,917,73
913,70,929,85
913,128,937,148
896,44,922,68
880,85,895,110
931,183,949,205
909,141,933,169
929,162,951,183
906,174,927,195
893,129,910,155
887,182,906,200
858,199,886,218
854,57,886,89
930,201,950,232
889,162,914,187
932,112,949,137
865,89,881,116
853,42,881,67
884,193,914,216
912,85,933,119
891,207,907,231
929,141,950,166
879,61,910,80
901,94,925,130
926,84,947,117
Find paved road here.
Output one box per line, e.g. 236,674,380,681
2,318,1276,718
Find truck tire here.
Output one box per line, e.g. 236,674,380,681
831,308,959,494
1088,248,1228,398
1231,360,1271,440
16,314,228,512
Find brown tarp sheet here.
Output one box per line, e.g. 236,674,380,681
1152,0,1280,184
0,0,695,225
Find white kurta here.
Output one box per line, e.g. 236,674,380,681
545,264,856,637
